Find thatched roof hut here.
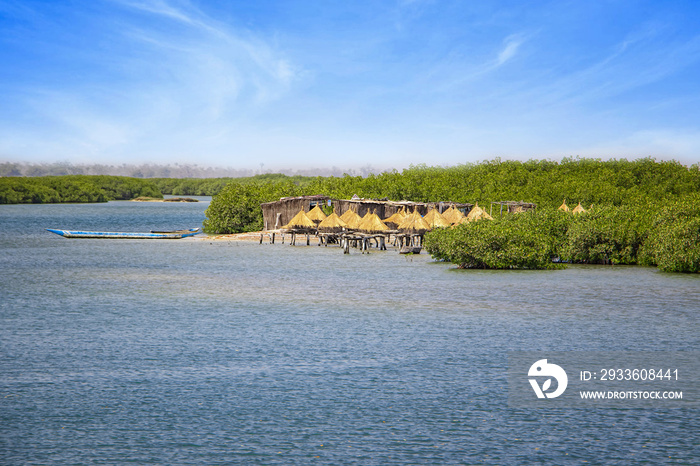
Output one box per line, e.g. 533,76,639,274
558,200,570,212
358,210,390,233
463,203,493,222
282,209,316,231
340,207,363,230
318,211,347,232
423,208,450,229
441,205,466,224
306,204,327,224
398,209,431,234
383,207,407,229
572,202,586,214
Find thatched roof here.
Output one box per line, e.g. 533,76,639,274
340,207,363,230
558,200,570,212
306,204,327,223
398,209,431,234
464,203,493,222
358,210,390,233
383,207,407,227
572,202,586,214
423,208,450,229
441,205,465,224
282,209,316,230
318,211,347,232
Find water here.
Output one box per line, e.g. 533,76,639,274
1,200,698,464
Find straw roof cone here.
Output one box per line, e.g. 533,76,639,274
282,209,316,230
463,203,493,222
383,208,407,228
398,209,431,234
318,211,347,232
441,205,465,224
423,208,450,229
572,202,586,214
558,199,570,212
306,204,327,223
358,210,390,233
340,207,362,230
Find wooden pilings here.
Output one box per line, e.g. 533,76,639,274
264,229,415,254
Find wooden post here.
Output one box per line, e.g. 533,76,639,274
260,233,263,244
271,232,275,244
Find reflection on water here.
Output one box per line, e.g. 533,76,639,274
1,201,698,464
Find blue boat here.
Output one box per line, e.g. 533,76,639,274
46,228,201,239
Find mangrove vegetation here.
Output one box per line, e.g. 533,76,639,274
0,175,162,204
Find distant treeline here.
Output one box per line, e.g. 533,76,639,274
0,162,381,179
0,173,316,204
152,174,316,196
204,158,700,272
0,176,162,204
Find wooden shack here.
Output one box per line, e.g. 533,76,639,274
261,195,331,231
490,201,537,217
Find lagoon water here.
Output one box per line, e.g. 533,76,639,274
1,199,699,464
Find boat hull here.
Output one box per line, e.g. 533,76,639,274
47,228,200,239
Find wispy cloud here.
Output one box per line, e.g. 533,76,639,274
112,0,298,94
113,0,198,26
2,0,302,161
421,32,528,94
528,26,700,108
497,35,523,65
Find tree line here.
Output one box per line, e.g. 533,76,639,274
0,175,162,204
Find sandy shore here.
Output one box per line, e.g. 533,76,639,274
199,231,266,241
197,230,327,245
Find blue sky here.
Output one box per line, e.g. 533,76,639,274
1,0,699,170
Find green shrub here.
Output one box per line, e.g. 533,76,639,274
424,212,563,270
563,205,651,265
639,196,700,272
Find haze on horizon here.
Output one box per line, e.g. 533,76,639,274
1,1,699,169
